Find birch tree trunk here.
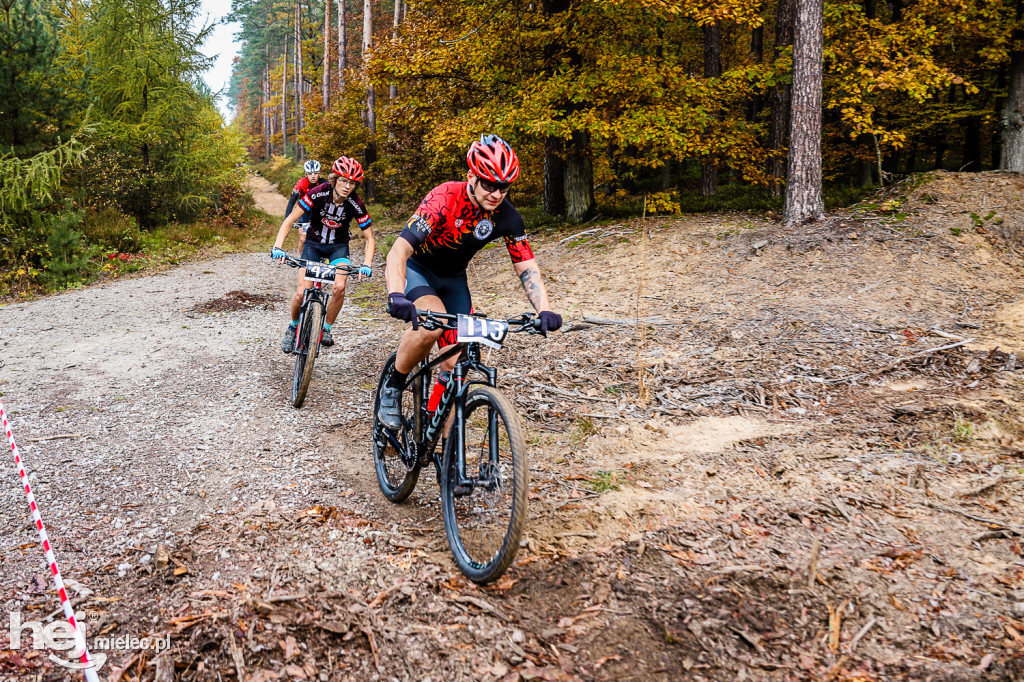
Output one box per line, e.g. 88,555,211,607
701,22,721,198
323,0,331,110
782,0,826,226
769,0,795,195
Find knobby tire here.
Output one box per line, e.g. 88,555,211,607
442,386,527,584
291,298,323,408
372,353,421,502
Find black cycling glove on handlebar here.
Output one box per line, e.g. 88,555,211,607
538,311,562,333
387,293,419,330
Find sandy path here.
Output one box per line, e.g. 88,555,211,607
247,174,290,216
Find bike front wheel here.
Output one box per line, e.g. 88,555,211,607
442,385,528,584
291,298,324,408
371,353,421,502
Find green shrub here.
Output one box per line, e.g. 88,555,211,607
80,207,143,252
41,209,92,288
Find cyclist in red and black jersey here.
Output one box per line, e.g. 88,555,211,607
378,134,562,430
285,160,322,252
272,156,375,351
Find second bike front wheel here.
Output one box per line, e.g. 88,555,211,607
442,385,528,584
371,353,421,502
291,299,324,408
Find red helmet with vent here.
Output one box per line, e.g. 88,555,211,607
466,134,519,184
332,156,364,182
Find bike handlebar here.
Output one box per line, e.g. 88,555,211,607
278,254,363,276
413,309,547,335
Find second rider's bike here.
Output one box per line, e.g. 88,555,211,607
372,310,546,584
281,255,362,408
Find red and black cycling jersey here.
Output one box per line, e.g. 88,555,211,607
400,181,535,276
293,176,316,196
298,181,372,245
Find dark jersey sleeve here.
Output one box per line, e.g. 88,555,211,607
503,212,534,263
297,188,322,214
352,195,373,231
286,191,300,217
399,184,447,249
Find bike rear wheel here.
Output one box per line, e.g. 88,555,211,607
291,298,323,408
371,353,421,502
442,385,527,584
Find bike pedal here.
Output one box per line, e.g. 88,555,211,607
453,483,474,498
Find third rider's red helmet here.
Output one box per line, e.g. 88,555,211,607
332,156,364,182
466,134,520,184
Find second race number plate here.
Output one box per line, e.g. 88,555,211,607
456,315,509,349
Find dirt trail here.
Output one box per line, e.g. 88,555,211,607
2,172,1024,681
247,174,289,216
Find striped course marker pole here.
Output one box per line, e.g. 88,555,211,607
2,398,101,682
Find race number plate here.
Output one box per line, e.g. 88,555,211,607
304,263,336,283
456,315,509,349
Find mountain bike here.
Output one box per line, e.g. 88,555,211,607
372,310,546,583
281,255,361,408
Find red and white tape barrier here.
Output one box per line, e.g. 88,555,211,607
2,399,100,682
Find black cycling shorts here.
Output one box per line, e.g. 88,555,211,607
405,258,472,348
302,241,350,265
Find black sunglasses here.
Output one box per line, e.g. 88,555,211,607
477,178,512,194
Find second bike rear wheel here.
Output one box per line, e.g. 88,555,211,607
371,353,421,502
442,385,528,584
291,298,323,408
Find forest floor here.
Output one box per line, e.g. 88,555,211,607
2,171,1024,681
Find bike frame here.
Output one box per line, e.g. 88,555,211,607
381,342,499,489
286,256,357,353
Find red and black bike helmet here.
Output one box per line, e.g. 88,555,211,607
466,134,520,184
332,156,364,182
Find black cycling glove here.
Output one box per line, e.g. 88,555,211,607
538,310,562,334
388,293,419,330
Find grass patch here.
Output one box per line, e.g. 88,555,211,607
569,416,598,446
953,413,975,443
585,470,622,493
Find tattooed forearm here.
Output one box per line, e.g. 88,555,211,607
519,267,544,309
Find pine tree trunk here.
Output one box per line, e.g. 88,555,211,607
564,131,595,223
747,26,764,122
702,23,721,198
963,115,982,171
544,136,566,216
264,56,271,160
338,0,346,86
282,40,288,155
782,0,825,226
769,0,795,195
934,137,947,169
905,138,918,173
295,1,304,160
323,0,332,110
1002,31,1024,169
858,133,874,186
541,0,571,215
363,0,376,198
390,0,401,100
